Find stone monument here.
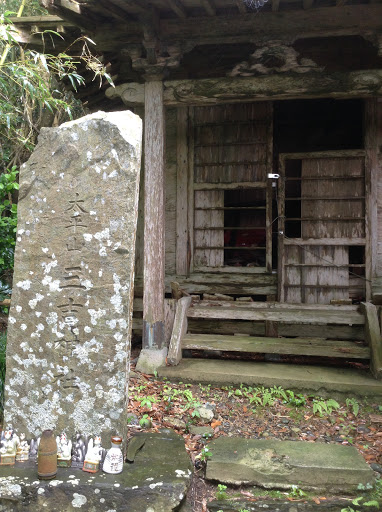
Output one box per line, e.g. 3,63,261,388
3,111,142,446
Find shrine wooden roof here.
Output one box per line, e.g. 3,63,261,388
10,0,382,109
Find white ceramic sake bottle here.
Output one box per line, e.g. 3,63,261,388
102,436,123,474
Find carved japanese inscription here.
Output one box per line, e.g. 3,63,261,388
4,111,142,444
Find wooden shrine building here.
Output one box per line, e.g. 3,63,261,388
13,0,382,389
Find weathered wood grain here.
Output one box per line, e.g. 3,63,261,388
187,304,365,324
176,107,190,275
108,70,382,107
187,318,364,340
364,99,378,300
182,334,370,359
159,5,382,45
143,81,166,349
361,302,382,379
167,296,192,365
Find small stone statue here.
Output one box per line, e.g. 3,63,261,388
72,433,87,468
0,428,18,465
16,433,30,461
56,433,72,467
83,435,103,473
29,437,40,460
103,436,123,474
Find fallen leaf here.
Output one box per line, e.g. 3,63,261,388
211,420,222,429
243,406,248,413
313,497,320,504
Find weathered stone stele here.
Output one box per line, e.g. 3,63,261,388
4,111,142,445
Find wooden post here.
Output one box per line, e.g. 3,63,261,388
361,302,382,380
364,99,378,300
167,296,192,365
176,107,190,275
143,80,166,349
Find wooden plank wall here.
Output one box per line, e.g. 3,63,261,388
193,103,271,269
283,155,366,303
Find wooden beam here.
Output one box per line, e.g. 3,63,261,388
236,0,247,14
166,0,187,18
182,333,370,359
98,0,130,21
159,4,382,45
59,0,81,14
167,296,192,365
125,0,151,15
107,69,382,107
361,302,382,379
188,304,365,325
143,81,166,350
176,107,190,275
200,0,216,16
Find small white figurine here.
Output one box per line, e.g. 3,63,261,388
83,435,102,473
0,428,18,465
102,436,123,474
16,433,30,461
56,433,72,467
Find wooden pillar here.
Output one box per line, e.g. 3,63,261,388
364,98,378,300
143,80,165,349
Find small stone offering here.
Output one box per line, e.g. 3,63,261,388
83,435,103,473
16,433,29,461
0,428,18,465
103,436,123,474
56,433,72,467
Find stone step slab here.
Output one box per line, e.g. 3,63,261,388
158,359,382,398
205,438,374,493
207,499,380,511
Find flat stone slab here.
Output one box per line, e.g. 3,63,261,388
207,499,381,511
205,438,374,493
0,431,192,511
159,359,382,398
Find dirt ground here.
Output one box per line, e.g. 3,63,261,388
128,351,382,511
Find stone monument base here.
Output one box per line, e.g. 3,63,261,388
0,431,191,512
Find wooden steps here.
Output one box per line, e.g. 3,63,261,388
182,333,370,359
166,299,382,379
187,302,365,325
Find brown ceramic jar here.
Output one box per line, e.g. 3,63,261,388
38,430,57,480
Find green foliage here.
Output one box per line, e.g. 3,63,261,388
215,484,229,500
2,0,47,16
346,398,360,417
0,5,114,280
0,166,18,283
288,485,307,499
312,397,340,417
284,390,307,407
195,445,212,462
136,396,157,409
341,480,382,511
139,414,152,428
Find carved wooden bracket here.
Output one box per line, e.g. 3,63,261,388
229,42,322,76
122,42,184,79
